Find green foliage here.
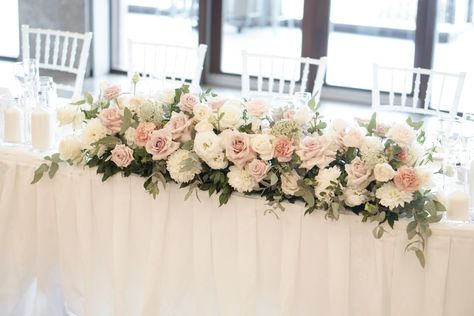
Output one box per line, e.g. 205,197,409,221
31,153,62,184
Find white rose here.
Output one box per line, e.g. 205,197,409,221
227,166,258,193
387,123,416,147
116,94,130,109
128,95,148,113
57,106,84,128
281,171,300,196
159,88,176,105
374,163,396,182
124,127,136,146
58,136,82,162
250,134,274,160
193,103,212,122
245,99,269,118
205,152,229,170
218,100,243,130
195,120,215,132
194,131,223,160
330,118,349,132
293,106,314,126
416,166,434,189
343,188,369,207
342,127,365,148
81,118,108,148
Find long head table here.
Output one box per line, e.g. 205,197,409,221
1,147,474,316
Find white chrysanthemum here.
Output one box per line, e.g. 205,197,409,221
227,165,258,193
166,149,202,183
360,136,387,168
205,152,228,170
193,104,212,122
314,166,341,202
343,187,369,207
137,99,163,124
124,127,136,146
81,118,108,148
194,131,223,161
387,123,416,147
376,182,413,210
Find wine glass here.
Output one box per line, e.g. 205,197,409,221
271,95,294,121
437,116,463,191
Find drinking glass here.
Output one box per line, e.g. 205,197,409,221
293,91,311,109
271,95,294,121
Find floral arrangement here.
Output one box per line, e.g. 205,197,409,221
33,78,445,267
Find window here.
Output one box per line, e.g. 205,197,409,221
0,0,19,58
111,0,199,71
220,0,303,75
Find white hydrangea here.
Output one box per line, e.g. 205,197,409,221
387,123,416,147
166,149,202,183
314,166,341,202
376,182,413,210
227,166,258,193
343,188,369,207
124,127,136,146
81,118,108,148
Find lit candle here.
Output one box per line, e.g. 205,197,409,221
31,107,53,150
3,105,24,143
446,191,470,221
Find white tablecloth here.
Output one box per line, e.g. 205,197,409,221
1,147,474,316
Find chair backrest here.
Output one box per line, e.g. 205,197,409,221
128,40,207,90
241,51,327,104
21,25,93,99
372,64,466,117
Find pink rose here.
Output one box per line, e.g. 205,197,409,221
345,157,373,189
110,144,134,168
178,93,198,113
135,122,156,147
247,159,270,181
296,135,337,170
98,107,123,134
103,85,121,101
165,112,193,142
145,129,179,160
208,97,226,111
273,136,295,162
225,132,256,168
394,167,420,192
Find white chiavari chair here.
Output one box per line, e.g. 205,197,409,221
241,50,327,103
372,64,466,117
21,25,93,99
127,39,207,91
